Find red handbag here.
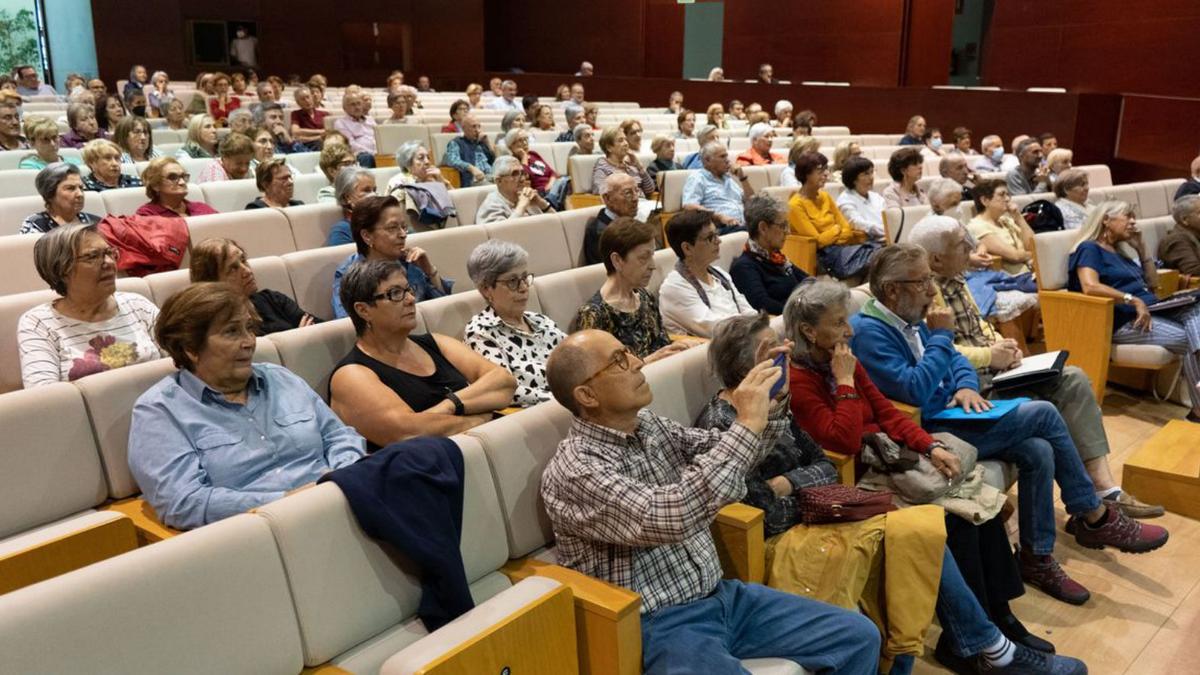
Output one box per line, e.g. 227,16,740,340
797,484,897,524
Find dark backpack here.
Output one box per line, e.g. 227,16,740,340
1021,199,1064,233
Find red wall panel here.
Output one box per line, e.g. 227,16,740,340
484,0,645,77
902,0,955,87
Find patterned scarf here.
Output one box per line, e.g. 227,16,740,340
793,351,840,396
674,259,741,310
745,238,794,274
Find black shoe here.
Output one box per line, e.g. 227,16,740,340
975,643,1087,674
934,632,976,675
995,613,1055,654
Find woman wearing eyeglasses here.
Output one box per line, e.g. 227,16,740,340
330,259,517,451
658,210,755,338
464,240,565,407
134,157,220,218
475,155,554,224
18,224,163,388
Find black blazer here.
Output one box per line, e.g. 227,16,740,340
729,250,808,315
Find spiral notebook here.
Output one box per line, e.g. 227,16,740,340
990,350,1069,390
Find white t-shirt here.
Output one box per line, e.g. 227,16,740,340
18,291,163,388
658,267,755,338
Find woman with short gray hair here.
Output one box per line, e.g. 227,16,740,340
385,141,453,223
325,166,377,246
476,155,553,223
568,123,595,157
464,239,566,406
19,163,102,234
18,224,162,387
59,102,104,149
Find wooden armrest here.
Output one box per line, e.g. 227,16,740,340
669,334,708,344
889,399,921,424
823,450,857,486
496,406,524,416
712,503,765,584
438,166,461,188
1156,269,1181,299
567,193,603,210
1038,289,1115,402
301,665,354,674
102,497,183,545
782,235,818,276
0,514,138,595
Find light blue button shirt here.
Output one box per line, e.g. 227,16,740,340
681,169,745,224
128,363,365,529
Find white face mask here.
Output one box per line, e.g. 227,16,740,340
990,147,1004,162
930,138,943,150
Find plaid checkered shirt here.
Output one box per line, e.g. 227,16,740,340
541,404,788,614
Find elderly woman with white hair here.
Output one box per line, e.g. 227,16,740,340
20,163,102,234
736,122,784,167
81,138,142,192
834,157,886,242
773,100,794,128
707,66,725,81
680,124,720,170
227,107,255,136
555,103,584,143
326,166,377,246
494,109,526,153
387,140,452,192
145,71,173,115
779,136,821,186
464,240,566,407
1046,148,1073,185
476,155,553,224
591,126,655,197
506,127,570,210
59,102,105,149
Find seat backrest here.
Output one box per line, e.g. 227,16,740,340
558,205,603,267
292,173,331,206
287,151,321,174
741,165,773,193
448,184,497,227
1089,185,1140,214
1132,181,1170,219
0,169,40,199
408,226,490,293
431,132,462,164
1076,164,1112,188
648,247,678,295
281,244,355,321
370,166,401,189
568,154,602,193
531,264,607,330
481,213,573,277
147,256,294,306
265,317,393,401
718,230,748,270
254,436,510,668
660,169,693,211
1136,216,1175,259
468,403,574,558
761,185,798,202
1160,178,1185,206
284,202,345,251
0,149,30,171
187,208,298,259
1032,229,1082,291
0,514,305,675
0,383,108,539
374,123,432,156
197,179,261,213
99,186,152,216
0,233,43,295
642,342,720,425
417,289,487,340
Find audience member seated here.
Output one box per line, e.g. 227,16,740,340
882,147,928,208
788,152,877,280
122,64,148,99
196,132,255,183
757,62,779,84
160,97,187,130
583,173,639,265
81,139,142,191
330,260,515,450
1156,196,1200,278
773,100,794,128
315,143,358,203
792,109,817,136
245,158,302,209
135,156,220,218
659,210,755,337
86,77,106,100
1007,139,1050,196
706,102,727,129
899,115,926,146
19,115,79,170
647,134,680,183
488,79,521,111
541,328,880,675
735,123,784,167
730,195,808,314
20,163,102,234
555,104,584,142
190,238,319,334
1053,169,1093,230
1046,148,1073,185
968,179,1035,274
1173,155,1200,202
205,72,240,127
507,127,569,209
973,135,1006,173
728,99,746,121
476,156,553,223
910,216,1161,518
289,85,326,148
568,123,595,158
1072,201,1200,421
591,127,655,198
226,108,253,136
14,64,56,96
257,102,306,154
674,108,696,139
778,136,821,187
128,282,363,529
950,127,975,156
441,113,494,187
18,224,161,387
927,177,970,223
680,124,720,170
830,140,862,183
146,70,173,113
853,244,1169,605
774,289,1084,672
113,115,159,163
324,166,376,246
59,102,105,149
923,127,947,156
835,156,887,242
332,195,451,318
682,143,757,233
463,240,565,407
666,90,684,114
494,109,527,153
0,98,28,150
1039,133,1058,153
574,217,688,361
379,91,408,125
528,102,555,132
333,92,377,167
176,114,219,159
939,154,978,201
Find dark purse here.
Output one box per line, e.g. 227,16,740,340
796,484,897,524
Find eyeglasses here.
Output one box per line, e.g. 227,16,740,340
892,274,936,290
502,170,525,179
493,272,534,291
699,231,720,244
164,172,191,183
581,347,637,384
75,247,121,265
371,285,413,304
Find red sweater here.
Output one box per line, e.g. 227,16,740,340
788,362,934,456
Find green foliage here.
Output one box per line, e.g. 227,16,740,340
0,8,40,75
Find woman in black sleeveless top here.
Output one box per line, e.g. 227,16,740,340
330,260,517,451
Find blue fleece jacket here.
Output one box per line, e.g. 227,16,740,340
849,299,979,419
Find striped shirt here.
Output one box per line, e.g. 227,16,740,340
18,292,162,388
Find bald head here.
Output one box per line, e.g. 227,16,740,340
599,172,639,217
547,330,611,415
547,330,650,418
1191,155,1200,179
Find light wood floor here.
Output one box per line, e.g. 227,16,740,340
913,389,1200,675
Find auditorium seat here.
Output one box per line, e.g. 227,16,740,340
408,225,489,293
1088,184,1139,211
0,169,39,199
531,264,607,330
197,179,261,213
448,184,497,226
1076,164,1113,188
481,213,574,277
291,172,330,205
1161,178,1185,205
266,318,366,400
0,150,31,171
145,255,294,306
1131,181,1170,219
185,208,298,262
416,289,490,340
281,243,355,320
99,185,152,216
0,233,44,295
370,165,402,188
374,123,431,156
658,169,691,215
559,205,603,266
283,202,344,251
0,191,106,236
431,132,459,163
883,205,934,244
286,151,320,174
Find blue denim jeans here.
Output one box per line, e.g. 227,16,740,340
937,546,1002,657
927,400,1101,555
640,579,880,675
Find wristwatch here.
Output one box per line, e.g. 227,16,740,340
444,389,465,416
1123,293,1134,305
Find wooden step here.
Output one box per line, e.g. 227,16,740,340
1122,419,1200,519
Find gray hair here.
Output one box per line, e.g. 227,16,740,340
937,155,967,177
927,178,963,208
773,100,793,117
34,223,99,296
340,259,407,336
334,165,374,209
744,194,785,239
394,140,424,172
503,126,527,149
500,109,524,132
227,108,253,126
571,123,591,142
708,312,772,388
701,141,725,161
599,170,637,196
35,162,82,204
1074,200,1138,255
980,134,1001,150
66,102,95,129
563,102,583,125
1173,194,1200,225
748,122,773,141
908,214,963,256
501,79,516,88
466,239,529,288
782,279,850,360
868,243,927,299
695,124,718,146
492,155,522,179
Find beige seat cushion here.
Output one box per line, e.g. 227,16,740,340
0,514,304,675
375,124,432,156
145,256,294,306
0,232,44,295
532,264,607,330
281,243,356,320
481,213,573,277
0,169,43,199
719,231,749,271
292,173,331,206
660,169,692,211
1133,182,1170,219
287,151,321,174
1032,230,1080,291
197,178,262,214
568,154,602,194
648,248,678,295
266,317,360,400
642,342,720,425
448,184,497,227
559,205,604,267
186,208,298,260
408,226,490,293
284,202,345,251
417,290,490,341
99,185,153,217
1111,344,1177,369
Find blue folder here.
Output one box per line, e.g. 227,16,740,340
926,397,1031,422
